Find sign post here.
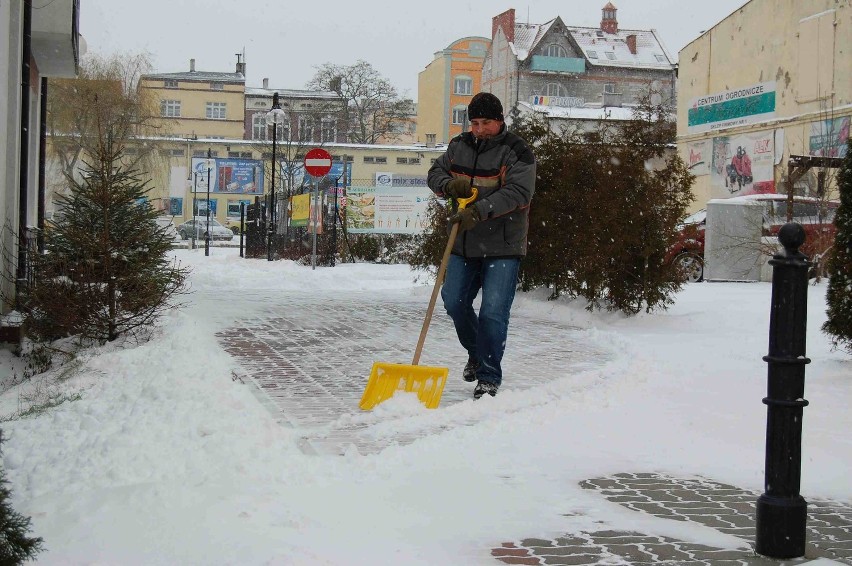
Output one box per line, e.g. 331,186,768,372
304,148,332,269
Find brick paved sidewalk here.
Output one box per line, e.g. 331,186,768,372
216,290,851,565
493,473,851,565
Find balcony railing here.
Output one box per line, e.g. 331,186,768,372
529,56,586,74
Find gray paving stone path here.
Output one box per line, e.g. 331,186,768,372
216,289,851,565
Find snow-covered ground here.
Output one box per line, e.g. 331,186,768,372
0,247,849,565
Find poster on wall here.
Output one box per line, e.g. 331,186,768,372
687,82,776,134
191,158,264,194
809,116,850,158
710,130,775,198
345,186,434,234
684,140,710,176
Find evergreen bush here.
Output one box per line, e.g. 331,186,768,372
0,431,43,564
822,138,852,353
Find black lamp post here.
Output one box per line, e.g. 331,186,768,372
205,148,213,257
192,172,198,250
266,92,285,261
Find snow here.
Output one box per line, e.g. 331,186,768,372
1,247,849,565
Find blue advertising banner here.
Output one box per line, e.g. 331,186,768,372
283,160,352,190
191,158,264,194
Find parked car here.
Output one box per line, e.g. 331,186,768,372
154,216,179,241
177,217,234,241
669,194,839,282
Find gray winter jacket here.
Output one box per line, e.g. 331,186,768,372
427,126,536,258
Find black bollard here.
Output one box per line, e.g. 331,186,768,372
756,222,810,559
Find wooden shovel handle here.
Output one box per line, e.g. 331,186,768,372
412,189,478,365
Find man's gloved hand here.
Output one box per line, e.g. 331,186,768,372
444,177,473,199
450,207,480,231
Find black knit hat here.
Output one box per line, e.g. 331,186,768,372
468,92,504,122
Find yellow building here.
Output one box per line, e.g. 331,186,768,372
677,0,851,210
417,37,491,144
138,56,246,140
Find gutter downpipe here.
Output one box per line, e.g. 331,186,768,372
17,0,33,297
38,77,47,254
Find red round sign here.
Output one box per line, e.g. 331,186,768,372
304,147,333,177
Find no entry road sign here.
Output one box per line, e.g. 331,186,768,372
304,147,332,177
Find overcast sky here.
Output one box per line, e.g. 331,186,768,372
80,0,747,100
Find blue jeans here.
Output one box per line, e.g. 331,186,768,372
441,255,520,387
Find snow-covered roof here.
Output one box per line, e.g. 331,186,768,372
245,87,340,100
508,15,674,71
568,26,674,70
142,70,245,83
517,100,637,121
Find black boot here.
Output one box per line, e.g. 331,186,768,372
473,380,498,399
462,358,479,382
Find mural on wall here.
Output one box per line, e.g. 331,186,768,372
688,82,776,134
710,130,775,198
684,140,710,176
809,116,850,158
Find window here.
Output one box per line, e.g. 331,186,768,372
654,54,666,63
604,83,616,94
160,99,181,117
206,102,226,119
164,79,178,88
240,152,252,159
374,157,387,164
298,116,313,142
252,114,266,140
321,118,337,142
454,76,472,95
210,82,224,90
587,50,598,59
228,151,240,158
193,150,218,157
397,157,408,164
169,149,185,157
543,44,567,58
364,156,375,164
545,83,567,96
452,106,467,125
409,158,421,165
605,52,616,60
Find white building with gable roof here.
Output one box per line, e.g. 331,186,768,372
482,3,677,129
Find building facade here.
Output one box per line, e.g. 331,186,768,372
1,0,80,316
677,0,851,209
139,55,247,140
245,80,345,144
417,36,491,144
482,4,676,126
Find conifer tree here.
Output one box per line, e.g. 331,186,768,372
22,128,187,343
0,431,43,564
822,138,852,353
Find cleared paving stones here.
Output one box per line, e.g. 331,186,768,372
495,473,852,565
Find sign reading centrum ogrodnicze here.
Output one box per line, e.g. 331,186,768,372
687,82,776,134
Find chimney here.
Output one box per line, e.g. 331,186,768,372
190,58,195,72
492,9,515,43
626,34,637,54
263,77,269,89
235,52,246,75
601,2,618,34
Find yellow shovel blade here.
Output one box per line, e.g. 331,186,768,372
359,362,449,410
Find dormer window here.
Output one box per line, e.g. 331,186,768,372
605,52,616,60
587,50,599,59
655,54,666,63
164,79,178,88
543,44,567,58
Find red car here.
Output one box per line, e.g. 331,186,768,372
670,195,839,282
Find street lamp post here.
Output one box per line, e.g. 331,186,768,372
205,148,213,257
266,92,286,262
192,172,198,250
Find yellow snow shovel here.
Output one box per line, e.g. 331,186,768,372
359,188,478,410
